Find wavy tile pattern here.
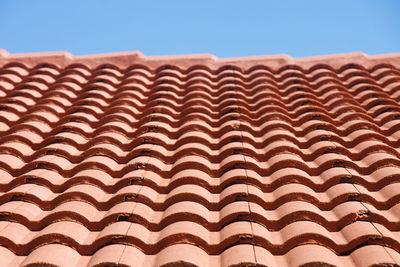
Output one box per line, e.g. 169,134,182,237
0,50,400,266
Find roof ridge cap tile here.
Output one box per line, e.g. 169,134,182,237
295,52,400,69
0,49,399,70
0,48,10,57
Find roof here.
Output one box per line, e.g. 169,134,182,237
0,49,400,266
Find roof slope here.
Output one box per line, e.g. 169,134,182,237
0,50,400,266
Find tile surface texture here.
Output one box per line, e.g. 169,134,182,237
0,50,400,266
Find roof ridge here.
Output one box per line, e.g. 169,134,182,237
1,49,399,70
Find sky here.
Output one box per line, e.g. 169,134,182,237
0,0,399,58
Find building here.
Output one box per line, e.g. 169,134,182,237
0,49,400,266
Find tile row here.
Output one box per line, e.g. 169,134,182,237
0,220,399,256
1,243,398,267
0,138,399,165
0,152,398,177
2,199,400,231
2,182,400,211
1,61,399,80
0,165,399,193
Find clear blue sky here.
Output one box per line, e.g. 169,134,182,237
0,0,399,58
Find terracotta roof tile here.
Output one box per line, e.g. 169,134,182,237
0,49,400,266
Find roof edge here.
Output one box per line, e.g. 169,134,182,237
1,49,400,70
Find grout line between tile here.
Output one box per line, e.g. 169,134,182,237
231,69,258,265
117,101,161,266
